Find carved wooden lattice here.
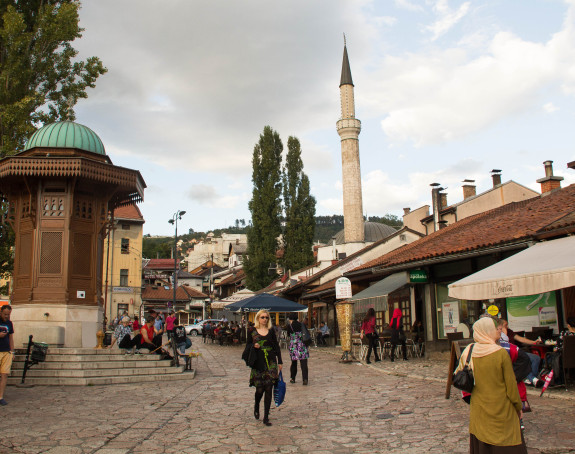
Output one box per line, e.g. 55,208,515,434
74,199,93,220
40,232,63,274
73,232,92,276
18,232,33,275
42,196,64,217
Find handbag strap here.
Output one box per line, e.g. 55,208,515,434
464,343,475,367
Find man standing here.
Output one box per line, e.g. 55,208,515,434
0,305,14,406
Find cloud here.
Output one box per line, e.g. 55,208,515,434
543,102,559,113
374,8,575,147
426,1,471,41
394,0,423,12
187,184,241,209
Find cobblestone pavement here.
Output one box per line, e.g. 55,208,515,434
1,343,574,454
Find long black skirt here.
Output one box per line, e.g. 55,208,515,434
470,434,527,454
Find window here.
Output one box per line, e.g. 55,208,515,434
117,304,128,317
121,223,130,230
121,238,129,254
120,269,128,286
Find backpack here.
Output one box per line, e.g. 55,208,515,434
513,349,532,382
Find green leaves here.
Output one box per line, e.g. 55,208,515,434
0,1,107,156
245,127,316,291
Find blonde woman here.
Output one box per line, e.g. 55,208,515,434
246,310,283,426
456,317,526,454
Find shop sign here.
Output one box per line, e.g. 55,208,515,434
506,292,559,333
335,277,352,299
409,269,428,283
487,305,499,316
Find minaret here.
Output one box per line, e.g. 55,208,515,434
337,40,364,243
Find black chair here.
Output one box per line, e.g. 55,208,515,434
524,331,539,341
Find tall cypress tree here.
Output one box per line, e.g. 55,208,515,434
244,126,283,290
282,136,316,273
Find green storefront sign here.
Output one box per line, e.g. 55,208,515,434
409,269,428,283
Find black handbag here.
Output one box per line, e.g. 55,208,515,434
453,344,475,393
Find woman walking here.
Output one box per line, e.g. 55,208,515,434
286,313,310,385
246,310,283,426
360,308,380,364
456,317,526,453
390,308,408,362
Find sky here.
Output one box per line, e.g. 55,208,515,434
73,0,575,236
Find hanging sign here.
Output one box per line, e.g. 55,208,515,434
335,277,352,299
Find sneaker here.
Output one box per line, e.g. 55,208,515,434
523,378,533,386
0,398,7,406
134,350,142,355
520,418,525,430
533,378,544,388
124,350,131,355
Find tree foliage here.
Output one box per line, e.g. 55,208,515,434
0,0,107,156
282,136,316,273
244,126,283,290
0,202,14,294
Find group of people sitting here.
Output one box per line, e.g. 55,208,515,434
107,311,192,358
202,321,244,345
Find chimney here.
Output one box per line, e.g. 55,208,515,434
440,192,448,210
536,160,563,195
462,179,476,200
430,183,443,232
491,169,502,187
403,207,411,215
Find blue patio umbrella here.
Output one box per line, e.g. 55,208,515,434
225,293,307,313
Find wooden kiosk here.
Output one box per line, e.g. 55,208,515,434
0,121,145,348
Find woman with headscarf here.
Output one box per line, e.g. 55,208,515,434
245,310,283,426
286,313,310,385
390,308,408,362
456,317,526,454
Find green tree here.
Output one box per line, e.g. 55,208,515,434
244,126,283,290
0,202,14,294
282,136,316,273
0,0,107,156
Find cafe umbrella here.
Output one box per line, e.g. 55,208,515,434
225,293,307,313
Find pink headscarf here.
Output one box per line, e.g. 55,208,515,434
390,308,402,330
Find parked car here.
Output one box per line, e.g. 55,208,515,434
185,319,221,336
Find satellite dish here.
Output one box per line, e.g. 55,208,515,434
456,323,470,338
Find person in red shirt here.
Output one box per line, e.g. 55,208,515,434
140,315,163,354
132,316,140,332
360,308,380,364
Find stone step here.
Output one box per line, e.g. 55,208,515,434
11,359,174,371
7,370,195,386
15,347,161,356
13,353,163,363
12,365,183,378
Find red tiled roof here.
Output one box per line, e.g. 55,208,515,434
303,277,338,297
217,269,245,286
144,259,180,270
113,204,144,221
142,285,204,302
352,184,575,273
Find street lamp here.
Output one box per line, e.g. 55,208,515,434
168,210,186,312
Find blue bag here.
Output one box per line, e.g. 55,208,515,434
273,372,286,407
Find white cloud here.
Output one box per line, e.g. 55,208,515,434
187,184,241,209
394,0,424,12
375,13,575,146
426,1,471,41
543,102,559,113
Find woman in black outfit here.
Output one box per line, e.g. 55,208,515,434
246,310,283,426
390,308,408,362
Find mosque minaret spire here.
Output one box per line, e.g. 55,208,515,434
337,38,365,243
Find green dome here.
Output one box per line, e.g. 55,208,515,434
23,121,106,155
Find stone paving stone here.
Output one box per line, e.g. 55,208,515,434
3,343,575,453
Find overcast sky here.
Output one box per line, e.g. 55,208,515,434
73,0,575,237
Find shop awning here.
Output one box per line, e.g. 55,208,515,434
350,272,409,312
448,236,575,300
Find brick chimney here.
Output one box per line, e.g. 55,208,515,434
440,192,448,209
536,160,563,194
403,207,411,215
491,169,502,187
462,179,476,200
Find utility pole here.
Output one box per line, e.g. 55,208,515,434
168,210,186,311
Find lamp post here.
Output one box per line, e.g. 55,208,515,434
168,210,186,312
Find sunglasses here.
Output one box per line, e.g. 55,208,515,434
260,316,269,319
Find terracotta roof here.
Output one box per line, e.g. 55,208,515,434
301,277,339,299
144,259,180,270
352,184,575,273
142,284,205,302
113,204,144,221
217,269,245,286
